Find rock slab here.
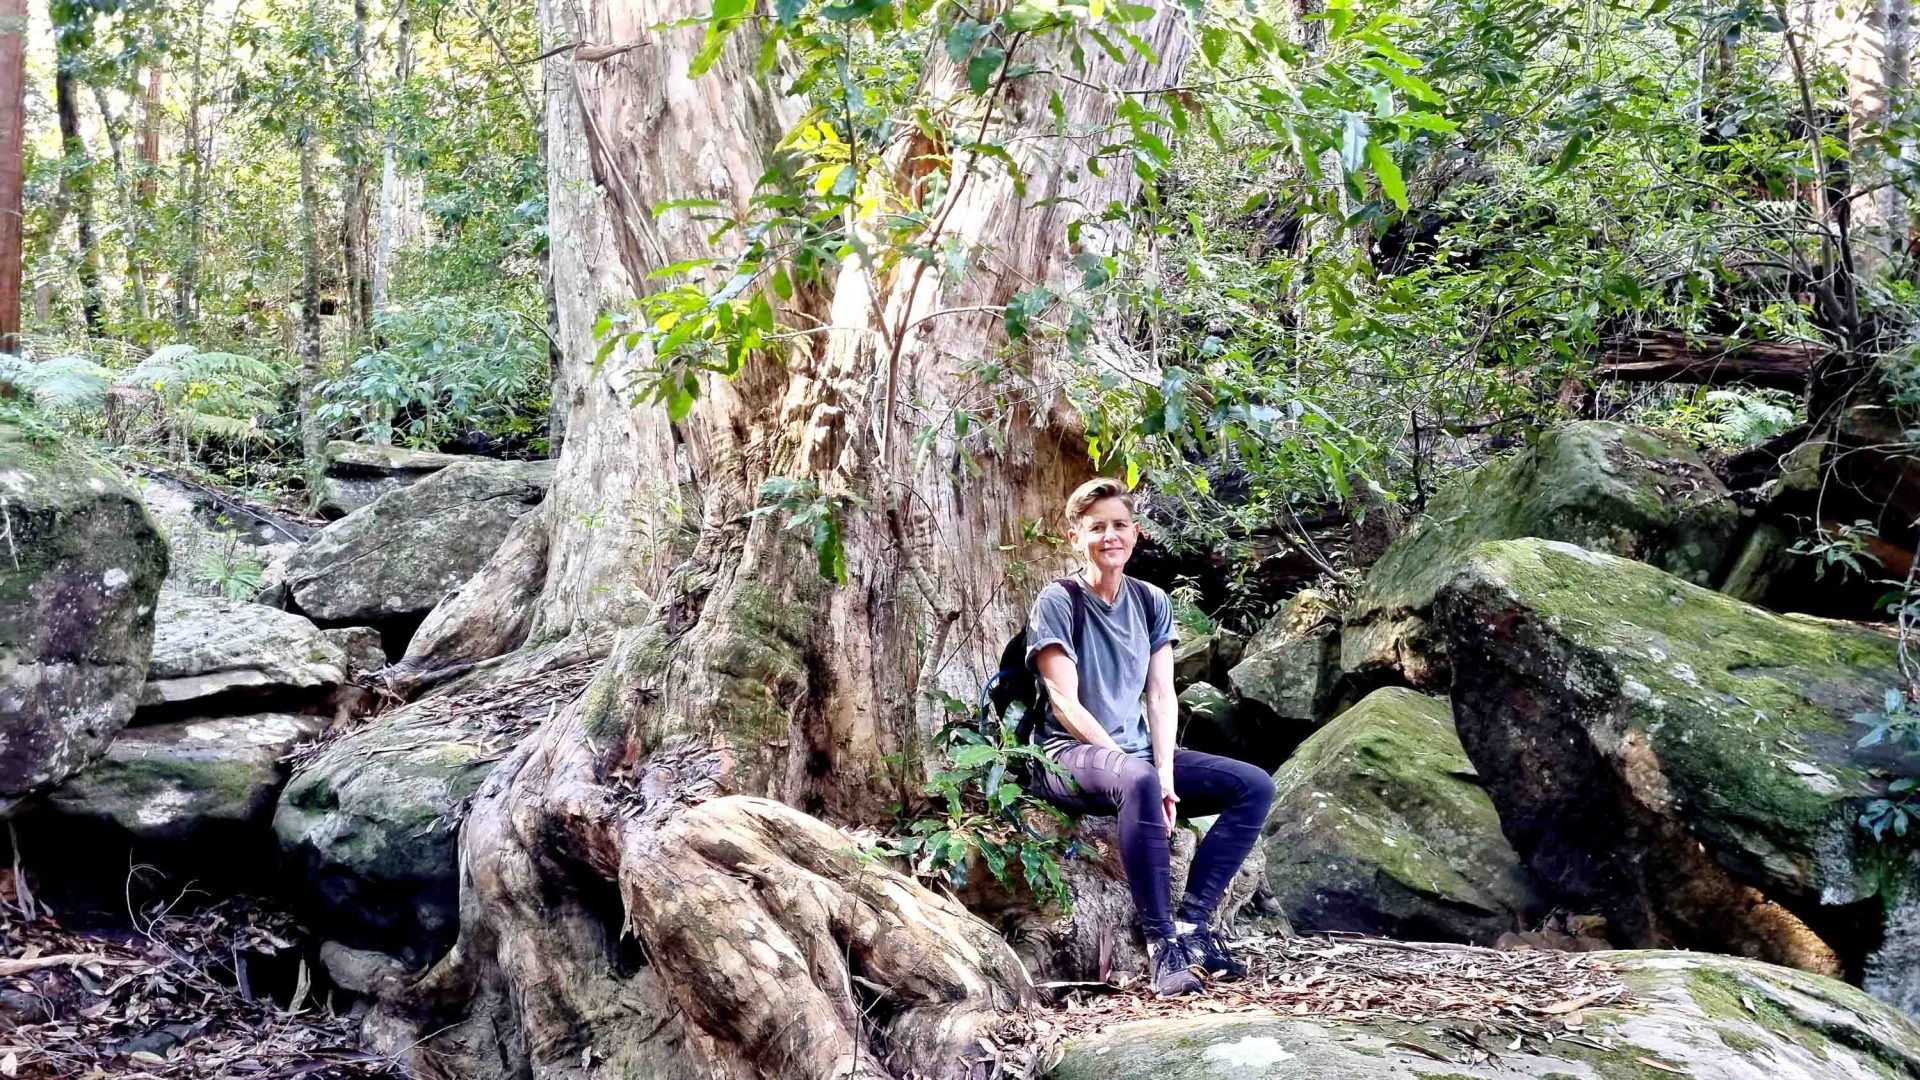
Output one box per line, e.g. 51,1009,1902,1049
1262,687,1541,944
141,593,347,709
0,423,167,813
314,440,472,519
1049,950,1920,1079
36,712,322,842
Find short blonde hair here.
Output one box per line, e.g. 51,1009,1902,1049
1065,477,1134,526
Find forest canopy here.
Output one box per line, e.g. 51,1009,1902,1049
2,0,1913,617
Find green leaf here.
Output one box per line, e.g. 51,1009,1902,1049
1366,141,1407,210
968,48,1005,94
820,0,889,19
813,506,848,583
946,18,982,61
1004,286,1052,340
1005,0,1057,31
775,0,806,24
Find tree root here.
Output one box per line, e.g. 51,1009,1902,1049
368,694,1033,1080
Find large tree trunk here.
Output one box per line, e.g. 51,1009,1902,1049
0,0,23,353
368,3,1195,1077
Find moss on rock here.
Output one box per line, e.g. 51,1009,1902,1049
1263,688,1542,944
0,420,168,812
1343,421,1740,690
1436,538,1914,1012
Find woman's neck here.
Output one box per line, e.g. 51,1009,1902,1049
1081,564,1126,603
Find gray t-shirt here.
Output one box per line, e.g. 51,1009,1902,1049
1024,576,1176,759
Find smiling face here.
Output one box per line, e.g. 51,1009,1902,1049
1068,495,1139,574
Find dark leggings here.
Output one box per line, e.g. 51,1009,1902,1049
1035,745,1275,940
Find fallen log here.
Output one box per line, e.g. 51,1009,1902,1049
1598,331,1823,391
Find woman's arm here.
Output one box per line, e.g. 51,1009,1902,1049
1145,642,1179,832
1033,645,1126,752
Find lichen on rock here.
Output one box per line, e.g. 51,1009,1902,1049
0,421,168,814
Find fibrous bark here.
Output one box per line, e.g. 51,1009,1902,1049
0,0,23,353
368,3,1196,1077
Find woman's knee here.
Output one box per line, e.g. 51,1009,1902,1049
1228,759,1275,816
1116,758,1163,806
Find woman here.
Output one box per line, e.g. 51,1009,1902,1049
1026,477,1275,997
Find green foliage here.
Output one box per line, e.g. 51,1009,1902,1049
1640,389,1802,449
123,345,281,441
748,477,868,584
197,530,267,600
3,344,281,450
1858,689,1920,841
317,298,550,449
876,694,1074,908
0,353,114,411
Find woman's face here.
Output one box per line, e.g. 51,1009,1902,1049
1069,496,1139,574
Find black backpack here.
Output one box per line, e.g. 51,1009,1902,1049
979,576,1091,746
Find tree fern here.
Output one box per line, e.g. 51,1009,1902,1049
0,354,114,410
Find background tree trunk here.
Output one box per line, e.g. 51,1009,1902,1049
173,2,207,333
369,0,412,322
297,123,324,468
369,4,1194,1078
54,65,102,334
0,0,24,354
1842,0,1911,277
340,0,374,349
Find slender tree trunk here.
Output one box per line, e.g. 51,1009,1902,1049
132,61,160,326
89,82,147,332
173,2,207,332
367,4,1193,1078
339,0,374,349
370,0,411,320
55,66,102,334
0,0,24,354
298,125,325,468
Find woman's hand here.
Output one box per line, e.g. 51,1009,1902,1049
1159,766,1178,834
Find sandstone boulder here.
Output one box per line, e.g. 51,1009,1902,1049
0,423,167,813
140,594,346,710
273,638,603,964
314,440,470,519
1216,590,1340,767
283,458,554,631
1437,538,1917,1011
1262,688,1542,944
1344,421,1740,689
32,712,322,844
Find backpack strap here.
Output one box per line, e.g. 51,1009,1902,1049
1060,574,1090,659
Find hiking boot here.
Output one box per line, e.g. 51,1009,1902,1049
1181,925,1248,982
1146,934,1203,997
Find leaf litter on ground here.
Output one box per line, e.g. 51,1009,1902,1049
971,932,1630,1079
0,885,410,1080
